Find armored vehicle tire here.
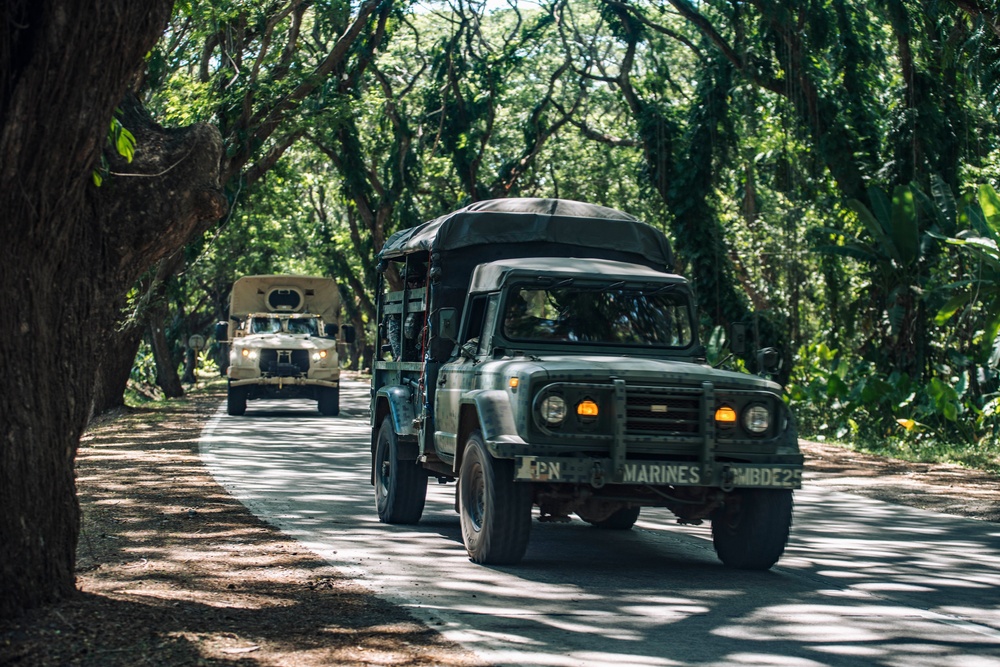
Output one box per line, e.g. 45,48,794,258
458,432,532,565
374,417,427,524
317,387,340,416
227,385,247,416
580,506,641,530
711,488,793,570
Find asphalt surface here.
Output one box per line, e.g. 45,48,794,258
200,378,1000,667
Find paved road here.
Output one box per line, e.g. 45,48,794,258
200,379,1000,667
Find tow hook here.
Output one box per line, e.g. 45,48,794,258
590,462,606,489
720,465,735,492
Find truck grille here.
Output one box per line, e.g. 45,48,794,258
260,349,309,376
625,390,701,435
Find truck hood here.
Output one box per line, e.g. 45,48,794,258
480,354,782,393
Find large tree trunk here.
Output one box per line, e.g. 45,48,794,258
0,1,226,618
91,323,145,416
148,306,184,398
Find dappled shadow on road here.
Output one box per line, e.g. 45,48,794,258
0,385,480,667
201,380,1000,667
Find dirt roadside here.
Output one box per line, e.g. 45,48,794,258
1,384,998,666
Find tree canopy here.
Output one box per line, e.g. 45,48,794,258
3,0,1000,618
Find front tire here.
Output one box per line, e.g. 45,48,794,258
711,489,793,570
317,387,339,416
227,384,247,416
458,431,532,564
374,417,427,524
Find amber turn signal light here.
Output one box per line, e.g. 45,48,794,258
715,406,737,423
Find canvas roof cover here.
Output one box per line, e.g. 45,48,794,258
378,198,673,268
229,275,340,321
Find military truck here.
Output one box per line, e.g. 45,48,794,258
218,275,353,417
370,199,802,568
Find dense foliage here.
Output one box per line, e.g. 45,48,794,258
133,0,1000,467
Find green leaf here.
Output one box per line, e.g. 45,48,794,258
983,310,1000,360
826,374,848,399
891,185,919,266
848,197,900,263
980,184,1000,239
935,293,970,325
929,174,957,235
869,186,893,236
116,126,136,163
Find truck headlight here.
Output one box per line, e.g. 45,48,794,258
540,395,567,425
311,350,328,362
743,404,771,434
240,348,258,361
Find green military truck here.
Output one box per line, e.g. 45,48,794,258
370,199,802,568
219,275,353,417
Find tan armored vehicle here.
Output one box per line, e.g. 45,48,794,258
218,275,354,416
370,198,803,568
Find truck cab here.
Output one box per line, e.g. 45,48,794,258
370,199,802,568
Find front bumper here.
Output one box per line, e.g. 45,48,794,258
514,455,803,490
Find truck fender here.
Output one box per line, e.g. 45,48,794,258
458,390,520,459
370,386,420,485
373,385,420,441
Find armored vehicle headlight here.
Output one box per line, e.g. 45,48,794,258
540,395,567,425
743,404,771,434
311,350,328,362
240,348,259,361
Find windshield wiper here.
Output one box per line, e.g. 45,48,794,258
643,283,678,295
536,277,575,288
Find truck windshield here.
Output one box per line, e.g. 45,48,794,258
287,317,319,335
503,284,693,348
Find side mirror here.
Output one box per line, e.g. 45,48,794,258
729,322,748,355
436,307,458,341
324,323,339,338
341,325,356,345
757,347,781,375
214,321,228,342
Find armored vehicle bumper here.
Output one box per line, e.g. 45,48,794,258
228,376,339,389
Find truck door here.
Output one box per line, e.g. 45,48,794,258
434,295,491,458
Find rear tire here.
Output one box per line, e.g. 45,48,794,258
226,385,247,416
317,387,340,416
711,489,793,570
374,417,427,524
458,431,531,564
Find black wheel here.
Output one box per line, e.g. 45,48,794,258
458,431,532,564
374,417,427,524
226,384,247,416
579,506,640,530
317,387,339,416
711,489,793,570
